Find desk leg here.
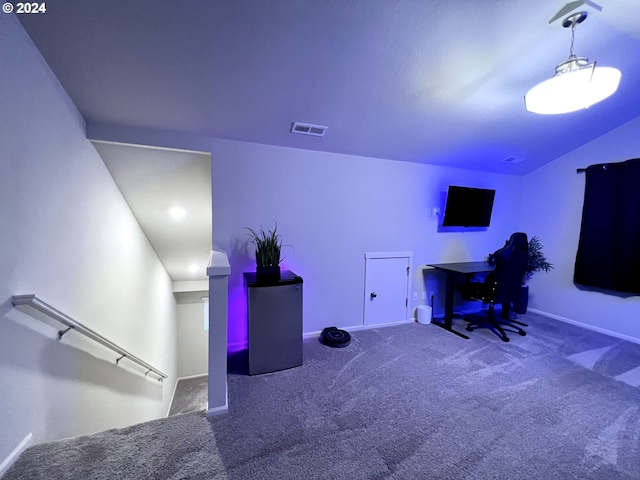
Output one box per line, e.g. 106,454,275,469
430,271,469,339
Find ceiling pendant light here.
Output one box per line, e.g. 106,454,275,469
524,11,621,115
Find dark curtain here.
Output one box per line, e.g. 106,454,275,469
574,158,640,294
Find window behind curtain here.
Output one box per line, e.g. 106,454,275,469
574,158,640,295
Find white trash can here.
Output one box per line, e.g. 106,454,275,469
416,305,432,325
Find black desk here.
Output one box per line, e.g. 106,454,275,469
427,261,494,339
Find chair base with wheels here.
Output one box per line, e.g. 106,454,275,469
457,232,530,342
464,304,526,342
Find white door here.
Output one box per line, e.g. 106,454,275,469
363,252,413,327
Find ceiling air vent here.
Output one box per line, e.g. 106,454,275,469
501,155,525,164
291,122,328,137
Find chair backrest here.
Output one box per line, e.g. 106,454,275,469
485,232,529,304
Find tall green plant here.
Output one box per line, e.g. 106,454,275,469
527,235,553,280
246,222,283,268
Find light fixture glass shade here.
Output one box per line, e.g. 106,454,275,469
525,60,621,114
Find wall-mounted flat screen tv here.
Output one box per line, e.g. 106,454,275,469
442,185,496,227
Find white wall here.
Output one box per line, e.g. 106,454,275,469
86,123,525,347
0,15,177,461
209,140,524,344
175,293,208,378
521,117,640,341
88,123,523,347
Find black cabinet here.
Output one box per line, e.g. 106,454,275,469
244,270,303,375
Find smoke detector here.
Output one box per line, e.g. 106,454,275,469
290,122,328,137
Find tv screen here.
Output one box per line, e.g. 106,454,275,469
442,186,495,227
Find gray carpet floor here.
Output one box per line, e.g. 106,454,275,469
168,375,208,417
6,312,640,479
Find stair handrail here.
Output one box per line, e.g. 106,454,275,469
11,294,167,381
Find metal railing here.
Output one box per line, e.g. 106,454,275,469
11,294,167,381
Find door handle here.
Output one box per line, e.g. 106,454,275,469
370,292,377,298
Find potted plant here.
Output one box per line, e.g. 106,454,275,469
246,222,284,283
514,235,553,314
526,235,554,280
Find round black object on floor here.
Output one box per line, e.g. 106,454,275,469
320,327,351,348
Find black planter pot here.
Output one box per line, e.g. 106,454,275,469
256,265,281,284
513,285,529,314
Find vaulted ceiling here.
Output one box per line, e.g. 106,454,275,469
19,0,640,176
16,1,640,283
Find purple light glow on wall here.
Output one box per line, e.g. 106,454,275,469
227,282,247,353
226,263,301,354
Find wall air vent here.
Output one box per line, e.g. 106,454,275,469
501,155,525,164
291,122,328,137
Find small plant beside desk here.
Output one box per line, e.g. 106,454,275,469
515,235,553,313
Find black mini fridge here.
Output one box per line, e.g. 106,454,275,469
244,270,303,375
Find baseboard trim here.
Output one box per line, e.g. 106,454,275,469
206,404,229,417
229,320,418,350
303,319,414,339
166,377,179,418
176,373,208,381
167,373,209,417
0,433,32,478
529,308,640,345
206,381,228,418
228,340,247,352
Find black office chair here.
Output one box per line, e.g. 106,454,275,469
458,232,529,342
